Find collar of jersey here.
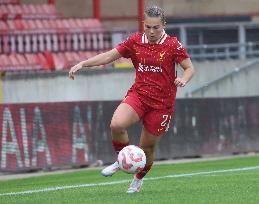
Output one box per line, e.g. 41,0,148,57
141,30,167,44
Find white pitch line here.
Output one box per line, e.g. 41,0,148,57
1,165,259,196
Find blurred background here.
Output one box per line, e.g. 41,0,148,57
0,0,259,173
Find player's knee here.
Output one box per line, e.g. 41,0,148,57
110,119,126,134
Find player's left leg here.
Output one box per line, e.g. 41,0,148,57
127,127,160,193
101,103,141,177
127,108,173,193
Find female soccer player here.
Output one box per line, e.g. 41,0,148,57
69,5,195,193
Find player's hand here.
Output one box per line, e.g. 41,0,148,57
174,77,187,87
69,62,84,80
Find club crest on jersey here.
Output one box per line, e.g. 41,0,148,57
159,51,166,61
138,63,162,73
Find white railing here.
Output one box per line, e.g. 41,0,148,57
111,21,259,61
186,41,259,60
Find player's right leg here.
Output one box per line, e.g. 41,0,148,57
101,102,141,177
127,127,160,193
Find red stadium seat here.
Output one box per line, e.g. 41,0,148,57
0,55,10,70
9,54,21,70
0,0,112,72
0,50,112,72
52,52,66,70
0,0,20,4
0,3,61,20
43,51,55,70
24,53,42,70
2,18,111,54
36,52,50,70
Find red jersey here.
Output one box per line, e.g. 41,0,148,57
116,31,190,110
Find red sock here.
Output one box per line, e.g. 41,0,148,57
112,140,129,155
136,163,153,179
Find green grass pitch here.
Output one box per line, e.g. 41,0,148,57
0,155,258,204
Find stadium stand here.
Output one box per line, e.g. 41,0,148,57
1,1,258,72
0,51,107,71
0,3,61,19
0,1,112,72
1,19,109,53
0,0,19,4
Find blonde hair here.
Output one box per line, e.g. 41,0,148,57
144,5,166,25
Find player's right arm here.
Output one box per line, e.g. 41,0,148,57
69,48,122,80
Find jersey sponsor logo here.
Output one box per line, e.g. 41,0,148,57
159,51,166,61
138,63,162,73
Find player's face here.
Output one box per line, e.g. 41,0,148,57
144,16,165,43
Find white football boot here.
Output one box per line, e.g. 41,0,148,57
101,161,120,177
127,176,143,193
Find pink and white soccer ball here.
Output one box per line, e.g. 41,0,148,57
117,145,146,174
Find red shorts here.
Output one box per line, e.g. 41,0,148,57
122,91,174,136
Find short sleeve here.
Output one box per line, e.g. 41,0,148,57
115,34,135,59
172,38,190,64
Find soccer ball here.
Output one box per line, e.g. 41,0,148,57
117,145,146,174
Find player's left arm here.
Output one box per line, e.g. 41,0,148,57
174,58,195,87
